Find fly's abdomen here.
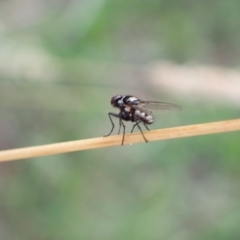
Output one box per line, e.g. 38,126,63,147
134,110,153,124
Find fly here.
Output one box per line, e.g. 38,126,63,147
104,95,181,145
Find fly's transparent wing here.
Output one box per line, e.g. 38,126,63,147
126,99,181,114
140,101,181,111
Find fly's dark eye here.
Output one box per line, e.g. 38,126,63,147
111,95,121,106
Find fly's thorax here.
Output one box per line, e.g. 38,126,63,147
134,110,153,124
124,96,139,105
113,95,140,109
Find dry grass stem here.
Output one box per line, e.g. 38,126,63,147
0,119,239,162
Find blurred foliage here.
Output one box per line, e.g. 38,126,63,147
0,0,240,240
37,0,240,65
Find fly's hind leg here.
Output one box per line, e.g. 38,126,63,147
130,122,138,133
144,123,150,131
131,121,148,143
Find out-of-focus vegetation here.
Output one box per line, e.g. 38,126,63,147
0,0,240,239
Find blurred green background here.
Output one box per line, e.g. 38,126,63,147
0,0,240,239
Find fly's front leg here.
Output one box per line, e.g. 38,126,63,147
104,112,126,145
104,113,120,137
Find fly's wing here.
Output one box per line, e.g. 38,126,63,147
129,100,181,114
141,101,181,111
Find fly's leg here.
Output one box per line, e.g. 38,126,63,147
137,122,148,143
120,118,126,145
130,121,139,133
130,121,148,142
104,112,126,145
118,117,122,135
104,113,120,137
131,122,150,133
144,123,150,131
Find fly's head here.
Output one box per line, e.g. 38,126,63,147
111,95,123,108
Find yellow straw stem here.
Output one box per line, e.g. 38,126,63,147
0,119,239,162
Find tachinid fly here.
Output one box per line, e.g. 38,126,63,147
104,95,181,145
